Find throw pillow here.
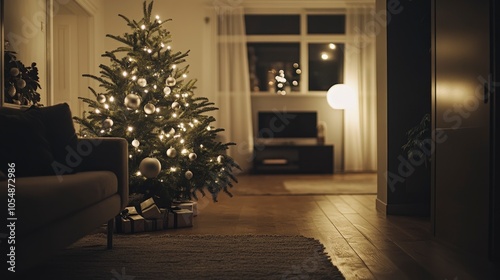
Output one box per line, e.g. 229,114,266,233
27,103,78,172
0,109,55,177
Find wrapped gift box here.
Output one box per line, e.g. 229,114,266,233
140,197,162,219
167,209,194,229
173,201,198,216
144,218,164,231
115,214,145,233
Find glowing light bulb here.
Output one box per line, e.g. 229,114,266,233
155,15,160,20
129,155,133,158
161,43,165,48
122,71,128,77
180,139,185,144
141,24,146,30
181,149,188,155
95,109,101,114
159,134,164,140
321,53,329,60
200,144,204,148
132,75,137,81
329,43,336,49
100,130,105,134
182,74,187,78
127,126,134,132
172,113,177,118
167,46,171,50
193,119,199,124
109,96,115,102
104,104,109,109
136,171,142,176
170,167,177,172
172,64,176,69
206,126,211,131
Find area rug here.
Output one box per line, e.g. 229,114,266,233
233,174,376,195
19,233,345,280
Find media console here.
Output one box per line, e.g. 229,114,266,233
253,144,334,174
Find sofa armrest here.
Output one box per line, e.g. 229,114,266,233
77,137,128,210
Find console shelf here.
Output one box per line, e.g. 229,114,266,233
253,145,334,174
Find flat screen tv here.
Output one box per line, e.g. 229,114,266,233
257,111,317,142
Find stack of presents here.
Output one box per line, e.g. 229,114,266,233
115,198,198,233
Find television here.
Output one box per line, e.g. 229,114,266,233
257,111,318,145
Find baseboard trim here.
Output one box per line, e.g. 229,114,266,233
376,198,387,215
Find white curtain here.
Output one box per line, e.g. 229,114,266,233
213,5,254,173
343,4,377,172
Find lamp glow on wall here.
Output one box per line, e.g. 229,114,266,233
326,84,355,172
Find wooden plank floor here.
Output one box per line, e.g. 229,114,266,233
162,174,498,280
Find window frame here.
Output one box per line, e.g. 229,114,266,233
245,9,346,94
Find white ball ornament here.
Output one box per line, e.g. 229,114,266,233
102,118,114,128
171,101,180,110
137,78,147,87
185,170,193,180
132,139,140,148
167,147,177,158
7,85,16,97
139,157,162,178
144,103,156,114
163,87,171,95
217,155,224,163
124,93,141,109
97,94,107,104
189,153,197,161
166,76,176,86
10,67,20,76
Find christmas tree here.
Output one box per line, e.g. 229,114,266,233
74,1,239,207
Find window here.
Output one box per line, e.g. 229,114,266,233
245,12,345,94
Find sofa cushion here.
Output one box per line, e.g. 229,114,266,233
29,103,78,171
0,109,55,177
12,171,118,235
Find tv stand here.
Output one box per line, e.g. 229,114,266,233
253,144,334,174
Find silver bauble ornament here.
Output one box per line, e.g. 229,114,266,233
102,118,114,128
139,157,162,178
16,79,26,89
185,170,193,180
144,103,156,114
189,153,197,161
166,76,176,86
10,67,19,77
166,147,177,158
124,93,141,109
137,78,147,87
97,94,107,104
171,101,180,110
7,85,16,97
163,87,171,95
132,139,140,148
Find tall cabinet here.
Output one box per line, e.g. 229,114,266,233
432,0,497,259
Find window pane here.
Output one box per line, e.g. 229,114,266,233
307,15,345,34
248,43,301,93
308,43,344,91
245,15,300,35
